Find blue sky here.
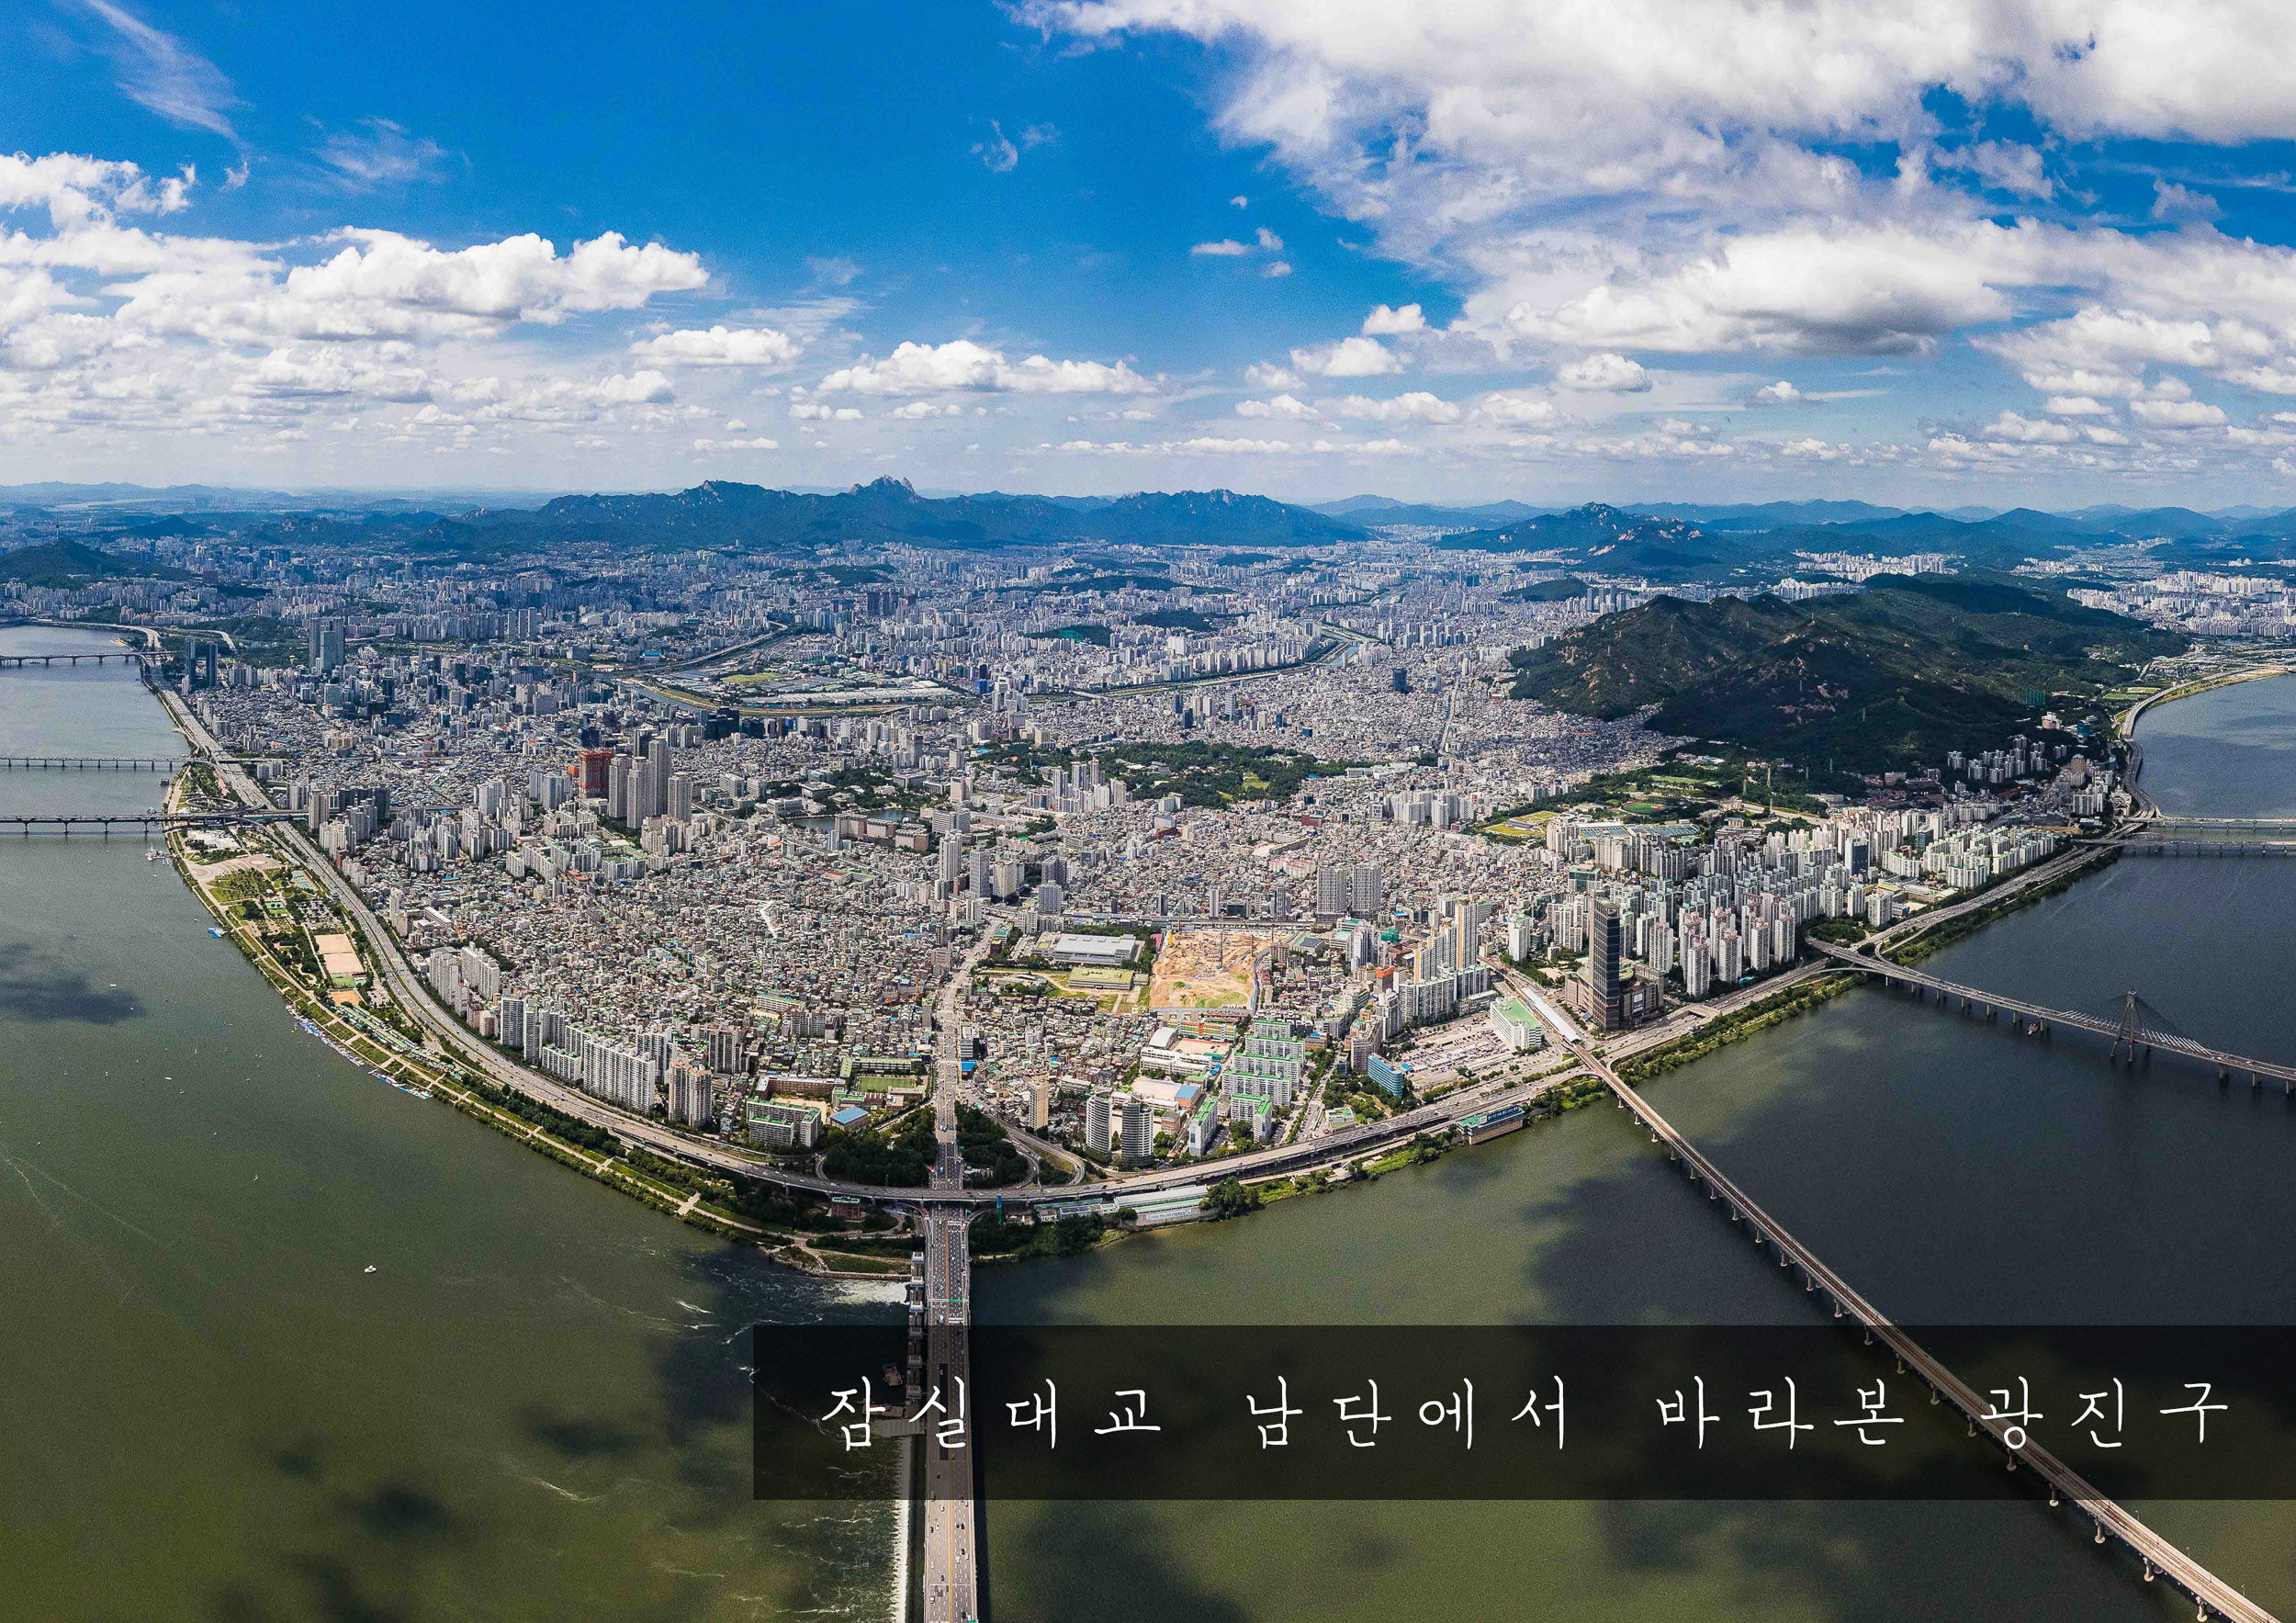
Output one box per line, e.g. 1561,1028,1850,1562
12,1,2296,508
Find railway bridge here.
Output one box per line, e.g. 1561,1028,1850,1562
2,810,303,835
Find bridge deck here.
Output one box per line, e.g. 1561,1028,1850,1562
1607,1067,2278,1623
918,1025,978,1623
0,756,186,769
2,811,300,831
1815,941,2296,1088
2141,817,2296,831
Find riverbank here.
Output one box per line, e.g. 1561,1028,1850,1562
1883,843,2122,966
0,629,883,1623
157,798,927,1276
1615,972,1862,1084
2116,660,2294,740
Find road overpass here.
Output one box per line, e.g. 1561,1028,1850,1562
1811,941,2296,1090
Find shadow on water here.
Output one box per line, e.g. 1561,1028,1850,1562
1514,1107,2183,1623
0,941,141,1022
212,1237,850,1623
986,1501,1252,1623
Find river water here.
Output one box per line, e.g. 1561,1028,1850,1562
0,625,895,1622
13,625,2296,1622
973,671,2296,1623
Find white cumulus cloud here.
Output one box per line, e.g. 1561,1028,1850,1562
1332,389,1460,422
816,338,1156,395
631,324,803,366
1557,352,1651,391
1289,335,1401,377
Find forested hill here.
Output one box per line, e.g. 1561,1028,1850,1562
1507,575,2183,768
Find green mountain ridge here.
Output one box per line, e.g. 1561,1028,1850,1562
1508,575,2184,769
0,538,197,587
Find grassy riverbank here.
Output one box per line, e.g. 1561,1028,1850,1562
1616,973,1862,1085
1884,845,2122,967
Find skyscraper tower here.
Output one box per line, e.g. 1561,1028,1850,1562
1586,896,1626,1031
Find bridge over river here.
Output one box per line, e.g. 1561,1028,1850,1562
0,755,185,771
0,651,152,669
1811,941,2296,1090
3,810,303,835
1597,1043,2278,1623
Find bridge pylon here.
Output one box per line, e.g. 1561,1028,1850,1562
2114,989,2143,1064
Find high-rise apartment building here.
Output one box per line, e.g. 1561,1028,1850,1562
1119,1098,1154,1165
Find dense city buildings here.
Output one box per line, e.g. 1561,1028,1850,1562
3,485,2145,1184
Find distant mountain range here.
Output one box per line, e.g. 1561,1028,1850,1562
15,478,2296,577
214,478,1367,558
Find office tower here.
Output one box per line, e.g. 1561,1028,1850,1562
1585,896,1626,1031
309,617,345,673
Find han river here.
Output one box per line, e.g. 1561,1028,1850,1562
6,618,2295,1621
